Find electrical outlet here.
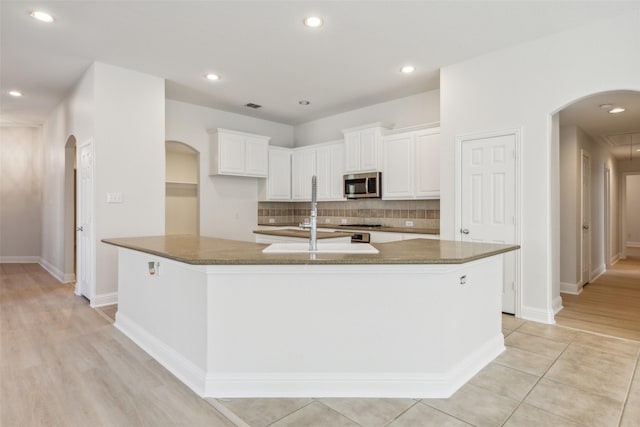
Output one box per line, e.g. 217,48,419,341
341,218,347,224
405,220,414,227
325,218,331,223
268,218,275,224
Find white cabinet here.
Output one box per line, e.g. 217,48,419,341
208,128,269,178
342,123,392,173
382,126,440,200
259,147,291,201
255,233,351,244
292,147,316,200
291,141,345,201
315,142,345,200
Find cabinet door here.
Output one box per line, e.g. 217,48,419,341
218,133,245,174
382,133,413,199
359,129,379,172
329,143,345,199
292,148,316,200
267,148,291,200
244,136,268,177
415,131,440,198
344,133,361,173
315,146,332,200
315,143,345,201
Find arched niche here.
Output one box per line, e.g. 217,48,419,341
165,141,200,235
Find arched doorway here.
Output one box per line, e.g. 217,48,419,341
165,141,200,235
63,135,77,283
553,90,640,339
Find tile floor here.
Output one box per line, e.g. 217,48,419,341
206,315,640,427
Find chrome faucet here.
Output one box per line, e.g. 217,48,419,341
299,175,318,251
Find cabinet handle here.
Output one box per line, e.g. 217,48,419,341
76,226,84,232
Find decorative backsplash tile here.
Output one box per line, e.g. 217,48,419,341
258,199,440,230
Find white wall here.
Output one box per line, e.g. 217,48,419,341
0,126,42,260
559,125,619,290
40,62,165,300
440,11,640,323
626,175,640,246
41,64,95,281
94,63,166,297
294,90,440,146
165,100,294,241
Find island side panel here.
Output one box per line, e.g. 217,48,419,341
203,257,504,398
114,248,209,395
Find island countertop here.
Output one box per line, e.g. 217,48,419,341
102,235,518,265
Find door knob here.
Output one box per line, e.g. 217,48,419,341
582,225,589,230
461,228,470,235
76,226,84,231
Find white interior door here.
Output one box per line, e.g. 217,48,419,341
460,133,517,314
580,150,591,284
76,140,94,299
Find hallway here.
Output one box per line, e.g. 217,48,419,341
556,247,640,341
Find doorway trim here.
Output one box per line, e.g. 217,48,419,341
454,127,523,317
63,135,77,283
621,171,640,260
604,167,611,267
579,149,592,286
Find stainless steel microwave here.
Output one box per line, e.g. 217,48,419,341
343,172,381,199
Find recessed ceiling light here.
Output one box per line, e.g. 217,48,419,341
401,65,415,74
299,100,310,105
205,73,220,81
304,16,323,28
609,107,625,114
30,10,54,23
8,90,23,97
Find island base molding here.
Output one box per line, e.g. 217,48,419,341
116,310,503,398
114,247,507,398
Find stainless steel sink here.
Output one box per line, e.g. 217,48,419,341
262,242,379,254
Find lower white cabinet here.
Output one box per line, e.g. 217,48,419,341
382,125,440,200
255,233,351,244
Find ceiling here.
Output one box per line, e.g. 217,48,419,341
559,91,640,160
2,1,640,128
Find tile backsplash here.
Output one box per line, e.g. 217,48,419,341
258,199,439,230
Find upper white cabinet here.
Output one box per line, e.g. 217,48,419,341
292,147,317,200
382,125,440,200
342,123,393,173
290,141,345,201
259,146,292,201
315,142,345,201
208,128,269,178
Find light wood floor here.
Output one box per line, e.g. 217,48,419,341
0,263,234,427
556,247,640,341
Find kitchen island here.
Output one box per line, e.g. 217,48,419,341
103,235,518,398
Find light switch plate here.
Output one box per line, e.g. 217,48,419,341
106,192,123,203
405,220,414,227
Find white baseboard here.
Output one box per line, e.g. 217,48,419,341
115,310,504,398
0,256,40,263
560,281,583,295
521,305,555,324
115,312,207,396
90,292,118,307
627,241,640,248
38,258,65,282
590,264,606,282
63,273,76,283
610,253,620,265
552,296,564,314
